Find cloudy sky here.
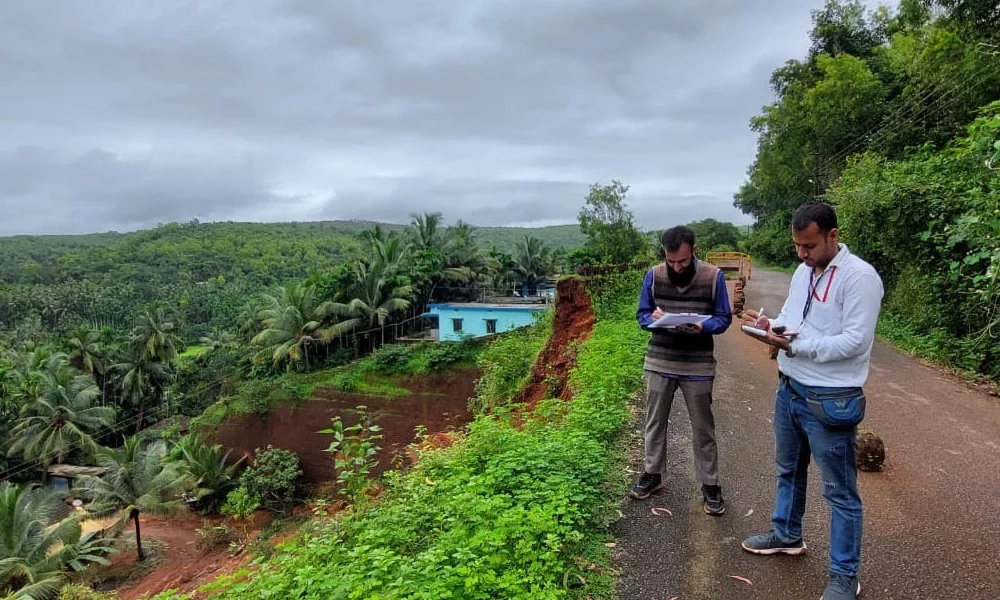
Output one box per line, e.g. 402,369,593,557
0,0,891,236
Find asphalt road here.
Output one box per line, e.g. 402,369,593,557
611,268,1000,600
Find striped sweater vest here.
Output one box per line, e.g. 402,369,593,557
643,262,720,377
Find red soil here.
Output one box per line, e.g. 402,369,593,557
517,277,596,410
101,512,272,600
98,370,480,598
211,369,478,483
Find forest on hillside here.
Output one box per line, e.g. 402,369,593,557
0,220,586,342
735,0,1000,378
0,182,745,481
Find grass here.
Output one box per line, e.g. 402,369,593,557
178,345,210,360
876,311,999,386
151,271,649,600
754,261,797,275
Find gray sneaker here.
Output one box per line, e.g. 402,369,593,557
741,530,807,555
821,573,861,600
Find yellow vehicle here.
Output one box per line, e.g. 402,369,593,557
705,251,752,317
705,251,753,280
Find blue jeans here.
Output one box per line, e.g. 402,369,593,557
772,376,862,577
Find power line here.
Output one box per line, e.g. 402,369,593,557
0,412,144,482
750,59,998,219
0,374,227,482
814,62,996,176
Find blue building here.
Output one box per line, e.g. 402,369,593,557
424,302,548,342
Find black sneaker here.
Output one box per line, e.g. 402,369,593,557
628,472,662,499
741,530,807,555
702,484,725,515
821,573,861,599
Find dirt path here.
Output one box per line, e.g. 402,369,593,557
103,515,256,600
612,268,1000,599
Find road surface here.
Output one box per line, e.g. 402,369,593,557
611,268,1000,600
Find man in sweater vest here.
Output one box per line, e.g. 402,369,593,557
631,226,733,516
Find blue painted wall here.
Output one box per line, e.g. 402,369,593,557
428,303,546,342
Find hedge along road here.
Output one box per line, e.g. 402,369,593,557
611,267,1000,600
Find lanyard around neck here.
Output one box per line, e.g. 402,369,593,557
802,266,836,320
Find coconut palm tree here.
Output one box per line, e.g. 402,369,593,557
359,225,411,268
131,308,179,364
76,437,186,562
171,435,245,514
235,298,265,342
0,362,16,443
113,357,173,431
8,361,116,471
198,326,237,349
407,212,446,253
513,236,552,296
441,222,490,294
322,260,413,345
66,325,105,378
0,482,115,600
251,282,328,371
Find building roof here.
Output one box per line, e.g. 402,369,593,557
428,302,547,311
45,464,105,478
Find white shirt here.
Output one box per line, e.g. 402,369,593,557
769,244,884,388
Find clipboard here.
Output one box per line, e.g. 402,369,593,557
650,313,711,328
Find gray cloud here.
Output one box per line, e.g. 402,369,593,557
0,0,892,236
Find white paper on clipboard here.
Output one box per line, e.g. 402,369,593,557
650,313,711,328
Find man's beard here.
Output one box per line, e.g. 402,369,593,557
667,264,696,287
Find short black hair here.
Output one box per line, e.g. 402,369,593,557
661,226,696,252
792,201,838,233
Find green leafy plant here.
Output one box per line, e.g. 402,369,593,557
0,482,117,600
320,406,383,507
56,584,119,600
238,446,301,515
367,344,413,372
221,488,260,550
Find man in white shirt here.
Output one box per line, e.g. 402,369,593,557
739,202,884,600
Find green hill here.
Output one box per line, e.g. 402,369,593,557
0,219,586,342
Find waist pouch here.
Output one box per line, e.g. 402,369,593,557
785,377,866,429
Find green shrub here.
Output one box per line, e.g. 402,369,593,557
239,446,302,514
57,585,118,600
420,340,477,371
470,320,549,414
367,344,414,372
